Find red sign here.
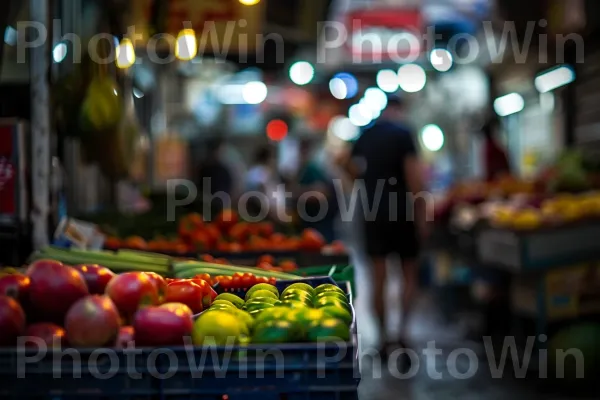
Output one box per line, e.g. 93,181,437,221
0,126,16,218
346,8,423,62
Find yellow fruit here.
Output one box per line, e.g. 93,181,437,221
511,210,542,230
192,311,244,346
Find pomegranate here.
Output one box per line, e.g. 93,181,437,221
73,264,116,295
144,272,167,301
0,274,31,303
0,295,26,346
105,272,160,318
115,326,135,349
26,260,89,322
134,306,193,347
65,295,121,347
23,323,67,348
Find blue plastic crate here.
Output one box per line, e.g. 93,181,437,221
0,347,162,399
0,278,360,400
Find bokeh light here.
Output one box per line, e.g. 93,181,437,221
289,61,315,86
421,124,445,151
376,69,399,93
398,64,426,93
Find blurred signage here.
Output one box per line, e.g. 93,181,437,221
346,8,423,62
132,0,263,53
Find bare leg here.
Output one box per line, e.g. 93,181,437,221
399,258,419,341
371,256,387,346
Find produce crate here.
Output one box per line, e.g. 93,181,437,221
295,266,356,298
186,277,359,400
0,348,162,399
477,221,600,271
0,279,360,400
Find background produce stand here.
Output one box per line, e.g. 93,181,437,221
431,219,600,360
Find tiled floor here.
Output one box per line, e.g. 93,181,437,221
351,254,590,400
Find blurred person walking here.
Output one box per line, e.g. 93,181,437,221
292,139,338,242
481,117,511,182
198,138,233,200
342,96,429,364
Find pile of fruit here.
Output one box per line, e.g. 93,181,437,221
0,259,352,349
489,192,600,231
197,282,352,345
104,210,346,255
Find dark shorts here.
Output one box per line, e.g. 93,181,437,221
363,220,420,259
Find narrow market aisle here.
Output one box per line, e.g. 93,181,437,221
351,255,583,400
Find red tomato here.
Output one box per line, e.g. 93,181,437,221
257,262,273,271
104,237,121,249
219,276,233,290
164,281,204,314
191,231,212,252
215,209,239,232
268,277,277,285
279,260,298,272
200,254,214,262
258,255,275,266
256,276,269,284
300,229,326,251
233,272,244,279
204,224,221,247
228,243,243,253
228,223,250,242
241,273,256,288
271,233,286,244
194,274,212,284
231,276,242,289
257,222,274,237
216,241,231,252
214,258,229,265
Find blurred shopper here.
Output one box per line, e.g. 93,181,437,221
343,96,429,363
198,139,233,200
246,146,282,219
293,139,337,242
481,117,511,181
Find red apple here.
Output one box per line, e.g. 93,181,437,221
0,295,26,346
23,323,67,348
105,272,160,318
73,264,116,295
144,272,167,301
26,260,89,322
133,306,193,347
65,295,121,347
0,274,30,303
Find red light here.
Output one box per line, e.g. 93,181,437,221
266,119,288,141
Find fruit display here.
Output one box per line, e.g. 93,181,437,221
0,255,353,350
487,191,600,231
103,210,346,255
198,282,353,345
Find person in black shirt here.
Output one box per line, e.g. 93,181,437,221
344,96,429,360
